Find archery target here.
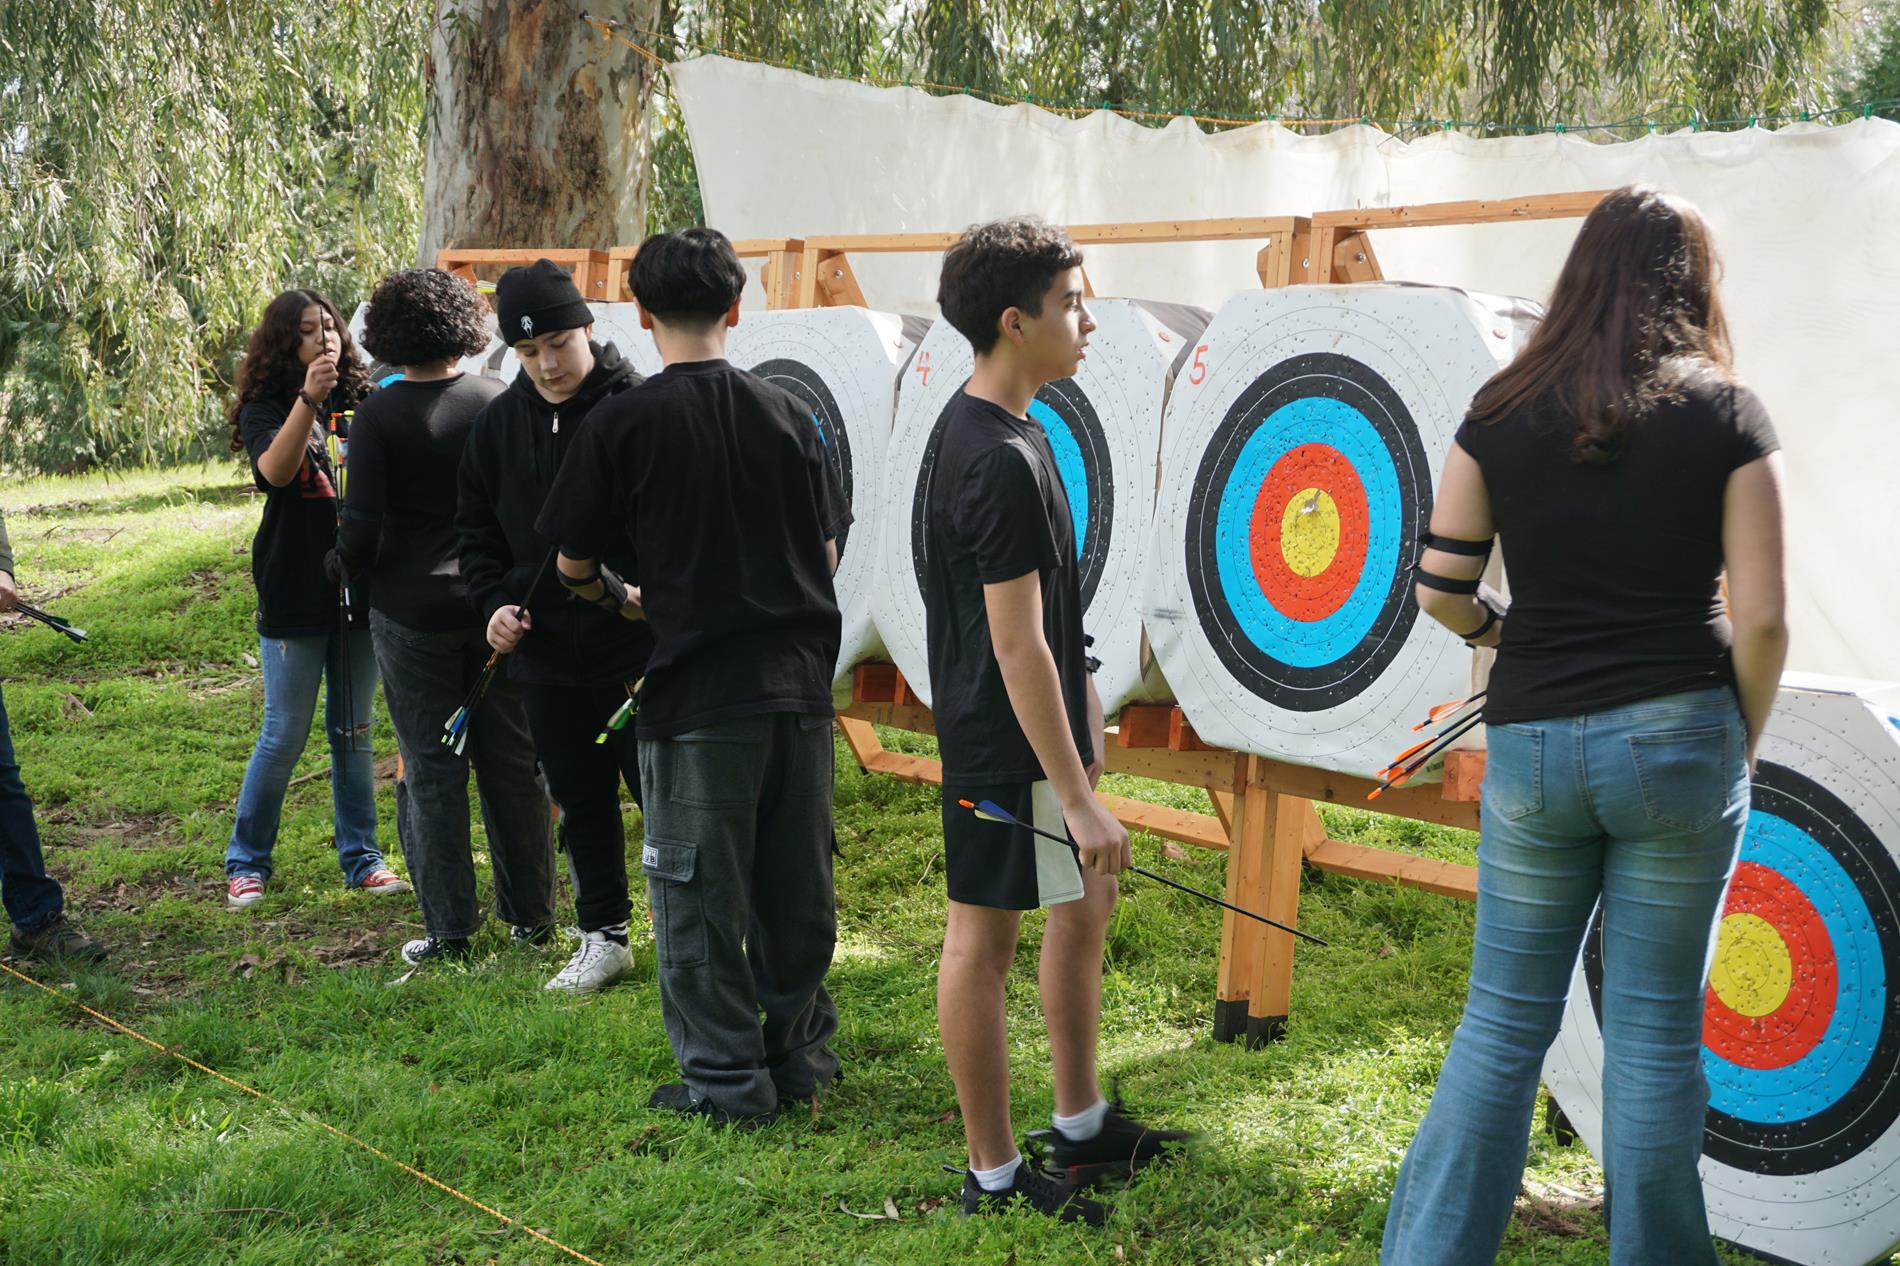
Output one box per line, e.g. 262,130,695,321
727,307,914,684
874,300,1205,710
1544,679,1900,1265
1144,285,1538,777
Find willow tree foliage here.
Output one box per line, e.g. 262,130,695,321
0,0,1853,471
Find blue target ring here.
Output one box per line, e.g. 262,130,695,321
1028,396,1087,563
1211,397,1402,668
1705,811,1885,1122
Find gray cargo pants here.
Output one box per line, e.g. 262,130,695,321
639,710,840,1118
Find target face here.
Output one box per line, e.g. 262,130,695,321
1184,351,1430,710
751,357,856,557
1546,684,1900,1265
877,302,1195,711
908,376,1113,608
1145,287,1536,774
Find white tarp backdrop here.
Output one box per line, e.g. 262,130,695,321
671,55,1900,684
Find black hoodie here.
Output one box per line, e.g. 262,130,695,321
455,341,653,686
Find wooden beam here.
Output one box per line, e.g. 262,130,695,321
1253,217,1309,288
1312,191,1608,231
1303,836,1477,899
1442,749,1486,803
1331,230,1381,282
812,250,867,308
1116,705,1175,749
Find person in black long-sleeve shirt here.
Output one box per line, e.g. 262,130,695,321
456,259,653,995
341,268,555,966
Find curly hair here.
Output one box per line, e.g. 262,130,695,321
359,267,493,368
937,218,1084,354
226,289,368,452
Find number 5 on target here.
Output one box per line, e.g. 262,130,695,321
1189,344,1209,385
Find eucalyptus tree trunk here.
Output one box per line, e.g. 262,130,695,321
421,0,663,261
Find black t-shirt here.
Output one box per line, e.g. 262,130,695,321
238,389,361,637
337,374,504,631
1459,376,1780,724
924,390,1094,782
536,359,850,740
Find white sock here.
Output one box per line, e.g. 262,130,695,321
1053,1096,1110,1141
971,1153,1022,1192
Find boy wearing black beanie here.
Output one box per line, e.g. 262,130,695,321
455,259,652,993
538,229,847,1126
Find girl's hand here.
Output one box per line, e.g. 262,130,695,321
302,353,338,403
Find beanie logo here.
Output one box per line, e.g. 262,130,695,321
520,315,534,335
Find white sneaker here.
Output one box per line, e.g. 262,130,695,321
544,930,633,995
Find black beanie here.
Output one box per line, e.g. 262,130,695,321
495,259,591,344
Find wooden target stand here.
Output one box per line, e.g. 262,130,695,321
435,190,1604,1045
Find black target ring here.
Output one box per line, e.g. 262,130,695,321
753,357,854,558
1183,351,1432,711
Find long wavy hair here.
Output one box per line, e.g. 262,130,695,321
1465,185,1733,464
226,289,367,452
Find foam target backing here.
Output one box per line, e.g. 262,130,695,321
874,300,1205,710
1543,675,1900,1265
726,307,915,685
1143,285,1538,778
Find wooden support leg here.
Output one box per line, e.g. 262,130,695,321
1213,761,1316,1047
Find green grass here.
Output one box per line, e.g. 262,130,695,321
0,465,1781,1265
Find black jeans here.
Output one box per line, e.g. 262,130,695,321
0,683,61,931
370,612,554,939
518,678,641,933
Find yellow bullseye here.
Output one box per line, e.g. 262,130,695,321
1279,488,1341,578
1709,912,1793,1018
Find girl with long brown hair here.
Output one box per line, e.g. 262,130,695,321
1381,186,1788,1263
223,289,407,909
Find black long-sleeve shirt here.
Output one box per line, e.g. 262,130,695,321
336,374,504,631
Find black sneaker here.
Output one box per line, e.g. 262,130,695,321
7,915,106,964
509,923,554,947
647,1082,778,1131
400,935,470,966
956,1161,1110,1225
1033,1102,1196,1188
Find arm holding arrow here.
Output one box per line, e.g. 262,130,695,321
985,572,1128,877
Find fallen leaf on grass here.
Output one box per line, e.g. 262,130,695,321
230,953,260,978
241,652,258,668
931,1109,957,1125
1159,841,1189,861
838,1196,903,1221
914,1197,946,1215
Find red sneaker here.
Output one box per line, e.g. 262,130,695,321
227,875,265,910
357,868,411,896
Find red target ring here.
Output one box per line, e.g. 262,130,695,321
1702,861,1838,1069
1247,444,1369,623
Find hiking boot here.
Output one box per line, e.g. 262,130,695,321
647,1082,778,1131
509,922,555,947
357,868,411,896
401,935,471,966
543,929,633,994
226,875,265,910
956,1161,1110,1225
7,915,107,964
1033,1101,1197,1188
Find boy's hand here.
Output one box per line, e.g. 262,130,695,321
487,604,531,653
1065,796,1130,876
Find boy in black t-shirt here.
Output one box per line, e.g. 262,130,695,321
924,219,1188,1223
539,229,847,1127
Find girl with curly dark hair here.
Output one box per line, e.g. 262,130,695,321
224,288,406,911
338,269,555,966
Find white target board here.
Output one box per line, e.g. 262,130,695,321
726,307,914,686
1544,675,1900,1266
1144,284,1538,778
874,300,1205,710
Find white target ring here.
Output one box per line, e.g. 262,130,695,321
1543,677,1900,1266
727,307,913,685
1144,285,1536,778
874,300,1200,709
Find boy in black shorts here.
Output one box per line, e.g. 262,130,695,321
926,218,1188,1222
538,229,846,1127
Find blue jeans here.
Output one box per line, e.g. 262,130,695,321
0,683,63,930
226,629,382,884
1382,688,1748,1266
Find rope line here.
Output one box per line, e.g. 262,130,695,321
0,958,612,1266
